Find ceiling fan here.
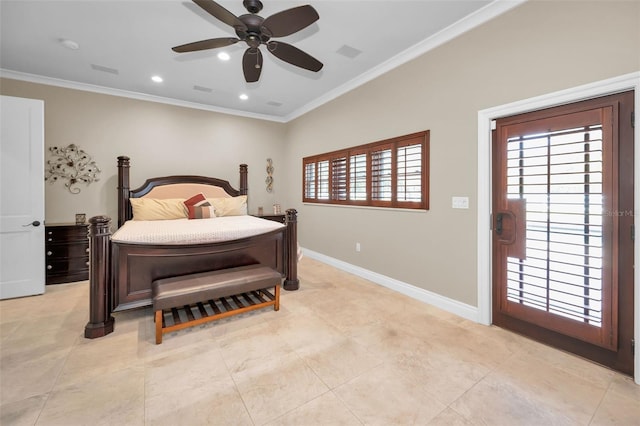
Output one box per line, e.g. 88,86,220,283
172,0,323,83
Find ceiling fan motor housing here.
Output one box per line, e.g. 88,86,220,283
236,14,269,45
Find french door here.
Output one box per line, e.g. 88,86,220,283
492,91,634,374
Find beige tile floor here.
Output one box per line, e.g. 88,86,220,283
1,257,639,425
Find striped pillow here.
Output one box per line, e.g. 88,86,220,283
183,193,215,219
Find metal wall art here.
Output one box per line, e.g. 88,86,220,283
265,158,274,193
45,144,101,194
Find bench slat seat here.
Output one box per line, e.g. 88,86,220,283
152,264,281,344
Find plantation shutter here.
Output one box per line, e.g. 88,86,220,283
397,142,422,203
349,152,367,201
371,145,393,202
304,161,316,200
331,156,348,201
317,160,329,200
506,123,606,326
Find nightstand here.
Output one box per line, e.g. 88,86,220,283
252,214,286,224
45,223,89,284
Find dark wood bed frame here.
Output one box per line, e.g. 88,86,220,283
84,156,299,338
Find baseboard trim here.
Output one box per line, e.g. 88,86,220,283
302,248,479,323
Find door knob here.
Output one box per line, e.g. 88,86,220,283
495,213,504,235
23,220,41,227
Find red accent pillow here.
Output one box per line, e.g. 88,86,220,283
183,193,215,219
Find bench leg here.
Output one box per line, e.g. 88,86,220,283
155,310,163,344
274,284,280,311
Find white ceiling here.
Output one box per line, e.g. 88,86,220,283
0,0,521,122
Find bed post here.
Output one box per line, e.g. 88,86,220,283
239,163,248,196
84,215,115,338
284,209,299,291
117,156,130,228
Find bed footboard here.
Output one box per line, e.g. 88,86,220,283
84,211,299,338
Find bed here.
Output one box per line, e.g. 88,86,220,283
84,156,298,338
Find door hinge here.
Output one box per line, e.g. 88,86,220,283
632,339,635,355
632,111,635,128
632,224,635,242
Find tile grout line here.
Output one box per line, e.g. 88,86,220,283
586,377,614,425
216,336,258,426
34,311,84,424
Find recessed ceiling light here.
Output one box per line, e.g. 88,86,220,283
60,39,79,50
239,94,249,101
151,75,163,83
217,52,231,61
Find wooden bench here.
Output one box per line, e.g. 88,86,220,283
152,264,281,344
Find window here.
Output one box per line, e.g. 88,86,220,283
302,131,429,209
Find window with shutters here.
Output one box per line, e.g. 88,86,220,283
302,130,429,209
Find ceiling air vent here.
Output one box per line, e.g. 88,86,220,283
90,64,119,75
193,85,213,93
335,45,362,59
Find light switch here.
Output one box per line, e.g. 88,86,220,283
452,196,469,209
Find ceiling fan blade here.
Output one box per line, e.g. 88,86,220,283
172,37,239,53
242,47,263,83
267,41,323,72
193,0,247,31
261,5,319,37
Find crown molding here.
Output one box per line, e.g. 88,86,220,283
0,69,287,123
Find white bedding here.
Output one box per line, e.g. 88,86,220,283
111,215,284,245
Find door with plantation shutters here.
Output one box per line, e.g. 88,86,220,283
492,91,635,375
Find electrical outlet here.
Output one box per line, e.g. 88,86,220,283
356,242,361,252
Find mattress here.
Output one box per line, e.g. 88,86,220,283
111,215,284,245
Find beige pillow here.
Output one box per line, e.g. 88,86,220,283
130,198,188,221
208,195,248,217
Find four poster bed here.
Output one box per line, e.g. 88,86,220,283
84,156,298,338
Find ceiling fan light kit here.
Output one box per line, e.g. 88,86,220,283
172,0,323,83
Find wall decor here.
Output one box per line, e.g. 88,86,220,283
265,158,274,193
45,144,101,194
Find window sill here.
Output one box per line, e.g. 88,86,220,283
302,202,428,213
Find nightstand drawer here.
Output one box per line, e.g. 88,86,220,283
45,224,88,242
46,270,90,285
46,256,89,273
46,243,90,258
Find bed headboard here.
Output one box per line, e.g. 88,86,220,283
116,156,248,227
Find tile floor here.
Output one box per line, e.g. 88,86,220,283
1,257,639,425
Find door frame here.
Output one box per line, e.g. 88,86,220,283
477,72,640,384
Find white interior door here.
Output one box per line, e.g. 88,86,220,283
0,95,45,299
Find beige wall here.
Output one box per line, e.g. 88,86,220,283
2,1,638,308
0,79,287,224
282,0,640,306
